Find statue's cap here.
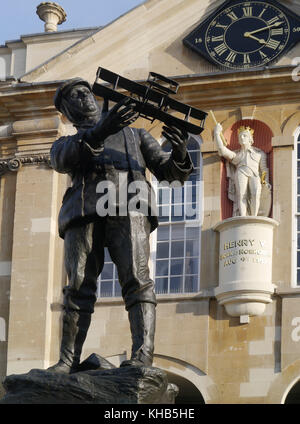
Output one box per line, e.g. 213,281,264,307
54,78,92,112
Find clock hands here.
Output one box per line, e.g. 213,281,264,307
244,21,283,38
245,33,266,44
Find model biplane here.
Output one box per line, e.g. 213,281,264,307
92,67,207,135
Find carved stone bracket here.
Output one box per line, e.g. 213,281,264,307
0,153,52,177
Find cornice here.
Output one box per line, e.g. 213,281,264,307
0,153,52,177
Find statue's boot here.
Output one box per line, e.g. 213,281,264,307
47,310,91,374
120,302,156,367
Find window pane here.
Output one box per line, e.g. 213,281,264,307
185,203,198,220
100,281,113,297
171,241,184,258
298,233,300,249
157,225,170,241
155,277,168,294
171,205,184,221
298,196,300,214
172,187,184,204
104,248,112,262
298,179,300,195
298,142,300,159
187,138,199,150
297,251,300,267
190,151,199,167
298,161,300,177
158,187,170,205
184,275,198,293
170,276,183,293
156,260,169,276
171,224,185,240
186,226,200,240
115,281,122,297
157,242,170,259
186,239,200,257
298,216,300,232
101,263,114,280
185,257,199,275
170,259,184,275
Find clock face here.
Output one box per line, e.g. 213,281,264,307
183,0,300,70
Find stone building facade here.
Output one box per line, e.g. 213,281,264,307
0,0,300,403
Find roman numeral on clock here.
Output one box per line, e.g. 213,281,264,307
266,38,280,50
225,51,237,63
267,16,280,25
243,54,251,64
211,35,224,42
242,7,253,17
271,28,283,36
214,43,227,56
227,11,238,22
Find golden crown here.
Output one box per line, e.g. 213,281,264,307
238,126,254,135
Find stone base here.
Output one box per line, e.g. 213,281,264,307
0,357,178,404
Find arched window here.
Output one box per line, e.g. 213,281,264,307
153,136,203,295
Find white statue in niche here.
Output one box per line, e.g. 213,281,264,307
214,123,272,217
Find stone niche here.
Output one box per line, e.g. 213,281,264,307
213,216,279,323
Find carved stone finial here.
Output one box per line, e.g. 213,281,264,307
36,2,67,33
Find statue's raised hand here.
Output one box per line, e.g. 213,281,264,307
85,98,139,147
162,125,189,162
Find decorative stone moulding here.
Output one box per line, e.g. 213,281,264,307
36,2,66,32
213,216,279,323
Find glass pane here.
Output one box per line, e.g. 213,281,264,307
298,142,300,159
190,151,199,167
298,216,300,232
156,260,169,276
298,196,300,214
171,205,184,221
158,187,170,205
298,179,300,195
171,224,185,240
170,259,184,275
155,277,168,294
170,276,183,293
159,205,170,222
101,263,114,280
184,275,198,293
100,281,113,297
156,242,170,259
104,248,112,262
298,233,300,249
186,239,200,257
171,241,184,258
185,203,199,220
187,138,199,151
186,226,200,240
157,225,170,241
185,257,199,275
298,161,300,177
115,281,122,297
297,251,300,267
172,187,184,204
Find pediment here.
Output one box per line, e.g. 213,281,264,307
21,0,300,85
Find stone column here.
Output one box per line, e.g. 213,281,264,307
6,115,67,374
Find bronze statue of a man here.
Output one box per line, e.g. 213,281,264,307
49,77,193,373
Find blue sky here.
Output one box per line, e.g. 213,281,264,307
0,0,145,45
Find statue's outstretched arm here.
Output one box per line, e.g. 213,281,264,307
214,123,236,161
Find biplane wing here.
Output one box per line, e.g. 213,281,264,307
92,67,207,135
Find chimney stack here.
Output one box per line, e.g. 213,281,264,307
36,2,66,32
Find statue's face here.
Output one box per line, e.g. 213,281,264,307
238,130,253,147
65,84,100,120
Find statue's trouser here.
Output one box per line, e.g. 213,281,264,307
48,212,156,373
235,171,261,216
